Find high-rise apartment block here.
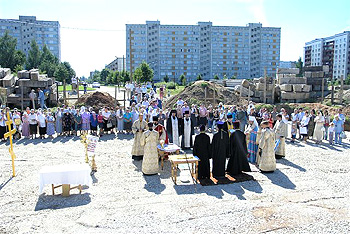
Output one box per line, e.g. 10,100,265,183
0,16,61,60
126,21,281,82
304,31,350,79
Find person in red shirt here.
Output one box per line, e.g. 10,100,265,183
153,116,168,144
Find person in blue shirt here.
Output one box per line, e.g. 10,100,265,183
333,114,343,144
38,88,47,109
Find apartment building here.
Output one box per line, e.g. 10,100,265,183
0,15,61,60
126,21,281,82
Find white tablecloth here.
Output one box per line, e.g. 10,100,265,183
157,144,181,153
39,164,92,194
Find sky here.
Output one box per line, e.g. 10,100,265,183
1,0,350,77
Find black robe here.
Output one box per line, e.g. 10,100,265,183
226,130,251,176
211,129,230,178
166,116,180,143
180,118,194,149
193,133,211,179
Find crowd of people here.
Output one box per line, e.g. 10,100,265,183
0,83,347,179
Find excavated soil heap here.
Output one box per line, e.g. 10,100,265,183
165,81,244,108
75,91,119,110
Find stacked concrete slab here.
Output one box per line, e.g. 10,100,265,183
276,68,312,102
0,68,58,108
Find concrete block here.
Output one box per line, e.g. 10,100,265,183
2,74,15,87
18,79,52,88
278,68,299,74
311,71,324,78
30,72,39,81
280,84,293,92
17,70,28,79
241,79,250,88
280,91,309,100
234,85,254,97
303,85,312,92
304,71,312,78
293,84,303,92
257,83,273,91
278,77,307,85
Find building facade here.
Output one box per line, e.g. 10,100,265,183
105,56,126,72
126,21,281,82
304,31,350,79
0,16,61,60
279,61,297,69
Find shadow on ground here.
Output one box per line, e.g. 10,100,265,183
34,193,91,211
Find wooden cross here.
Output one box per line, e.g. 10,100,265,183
4,110,16,177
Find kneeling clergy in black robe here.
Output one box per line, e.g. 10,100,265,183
193,125,211,179
226,121,251,176
211,121,230,178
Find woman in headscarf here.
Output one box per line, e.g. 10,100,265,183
245,116,259,164
81,106,90,134
313,110,325,144
21,107,30,138
55,108,63,136
46,109,56,138
37,109,47,139
28,109,38,139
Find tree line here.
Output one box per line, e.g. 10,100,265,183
0,31,75,83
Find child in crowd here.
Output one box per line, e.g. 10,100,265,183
328,122,335,145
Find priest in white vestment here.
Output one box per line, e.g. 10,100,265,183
257,121,276,172
131,113,147,160
141,122,160,175
273,114,287,159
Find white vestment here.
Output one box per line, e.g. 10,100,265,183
172,117,180,146
183,118,191,148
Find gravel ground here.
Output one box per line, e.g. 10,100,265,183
0,132,349,234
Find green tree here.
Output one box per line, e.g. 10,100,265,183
179,74,186,86
0,31,26,71
164,75,169,83
214,74,219,80
54,63,69,82
39,44,59,77
223,74,228,80
100,68,111,84
133,61,154,83
120,70,130,84
230,75,236,79
26,40,41,69
296,57,303,77
196,74,202,81
345,75,350,85
14,64,24,73
62,61,76,82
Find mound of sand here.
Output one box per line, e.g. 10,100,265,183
165,81,244,108
75,91,119,110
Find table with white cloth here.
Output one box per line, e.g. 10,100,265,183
39,164,92,196
157,144,181,169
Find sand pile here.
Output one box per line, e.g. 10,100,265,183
165,81,243,108
75,91,119,110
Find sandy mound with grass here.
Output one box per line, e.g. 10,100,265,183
165,81,244,108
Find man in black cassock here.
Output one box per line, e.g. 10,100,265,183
226,121,251,176
211,121,230,178
166,110,181,146
193,125,211,179
180,110,194,149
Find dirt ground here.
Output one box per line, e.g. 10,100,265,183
0,131,349,233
